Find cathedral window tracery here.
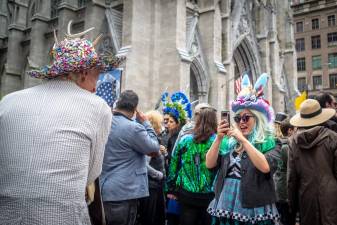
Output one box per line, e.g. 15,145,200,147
78,0,87,8
51,0,62,18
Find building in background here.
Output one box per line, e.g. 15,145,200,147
0,0,298,114
292,0,337,97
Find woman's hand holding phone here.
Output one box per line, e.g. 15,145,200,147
217,119,230,139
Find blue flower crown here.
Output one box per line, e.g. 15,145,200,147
161,91,192,123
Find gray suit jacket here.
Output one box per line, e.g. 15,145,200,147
100,112,160,201
0,80,112,225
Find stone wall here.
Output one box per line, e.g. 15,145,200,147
0,0,297,114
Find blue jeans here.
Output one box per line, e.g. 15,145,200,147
104,199,138,225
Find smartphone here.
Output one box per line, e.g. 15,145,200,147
221,110,230,127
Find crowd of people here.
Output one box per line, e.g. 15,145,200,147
0,22,337,225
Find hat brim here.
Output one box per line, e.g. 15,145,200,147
28,56,124,79
27,64,117,79
231,99,275,123
290,108,336,127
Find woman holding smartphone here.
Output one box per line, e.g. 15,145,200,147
206,74,281,225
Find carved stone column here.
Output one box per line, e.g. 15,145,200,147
25,0,51,88
283,50,297,115
198,0,226,111
1,1,28,96
121,0,190,111
0,0,8,41
84,0,106,41
256,3,272,104
275,0,297,114
2,28,24,95
57,0,78,40
25,19,49,88
220,0,233,110
154,0,190,104
121,0,155,110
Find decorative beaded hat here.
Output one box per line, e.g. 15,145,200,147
28,21,123,79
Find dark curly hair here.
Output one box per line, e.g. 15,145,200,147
115,90,138,113
280,119,294,137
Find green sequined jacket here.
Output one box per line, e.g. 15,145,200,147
166,134,217,194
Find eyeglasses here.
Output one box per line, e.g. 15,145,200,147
233,114,255,123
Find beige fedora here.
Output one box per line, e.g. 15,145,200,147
290,99,336,127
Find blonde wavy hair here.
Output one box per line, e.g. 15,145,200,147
234,109,274,144
274,123,284,139
145,110,163,135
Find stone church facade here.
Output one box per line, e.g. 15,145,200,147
0,0,298,114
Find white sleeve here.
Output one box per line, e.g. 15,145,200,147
87,103,112,184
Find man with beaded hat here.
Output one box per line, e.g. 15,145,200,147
0,21,123,225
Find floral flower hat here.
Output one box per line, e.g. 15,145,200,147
161,91,192,124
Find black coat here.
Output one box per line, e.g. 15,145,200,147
324,119,337,132
166,129,180,163
213,140,281,208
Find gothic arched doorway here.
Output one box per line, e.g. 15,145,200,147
189,58,208,103
232,39,260,84
190,69,198,103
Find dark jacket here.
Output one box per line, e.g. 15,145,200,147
160,130,170,147
166,129,180,163
147,153,166,188
214,139,282,208
273,138,289,202
324,119,337,133
288,126,337,225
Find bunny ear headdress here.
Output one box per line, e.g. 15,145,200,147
161,91,192,124
231,73,274,122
